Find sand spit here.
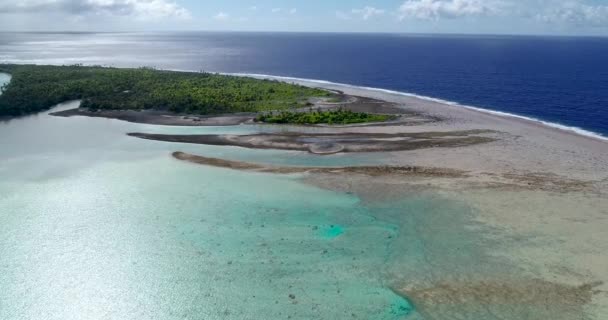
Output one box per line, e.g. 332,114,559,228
172,152,604,194
130,130,496,155
277,77,608,182
171,152,468,178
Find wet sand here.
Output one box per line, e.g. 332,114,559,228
130,130,496,155
172,151,468,177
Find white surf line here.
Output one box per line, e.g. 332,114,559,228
10,63,603,142
225,72,608,142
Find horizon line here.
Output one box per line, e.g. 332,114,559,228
1,30,607,39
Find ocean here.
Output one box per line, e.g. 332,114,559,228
1,32,607,137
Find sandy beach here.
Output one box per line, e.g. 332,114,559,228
120,75,608,182
268,77,608,180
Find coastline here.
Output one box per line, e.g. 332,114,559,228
229,72,608,142
228,74,608,182
37,67,605,182
5,64,606,141
88,69,605,183
12,65,601,183
51,107,257,126
129,130,496,155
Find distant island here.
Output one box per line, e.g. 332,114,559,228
0,64,394,126
0,64,496,155
0,64,327,114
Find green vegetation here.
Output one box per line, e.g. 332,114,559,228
256,108,394,125
0,64,330,117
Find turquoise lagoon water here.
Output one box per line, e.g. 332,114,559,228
0,93,491,318
0,101,419,319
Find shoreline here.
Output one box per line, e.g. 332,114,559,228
228,72,608,142
31,66,602,184
4,64,607,141
15,65,602,182
105,70,607,183
172,152,603,194
51,107,257,126
171,151,468,177
129,130,496,155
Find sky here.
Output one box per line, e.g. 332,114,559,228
0,0,607,35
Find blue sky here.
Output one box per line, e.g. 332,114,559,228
1,0,607,35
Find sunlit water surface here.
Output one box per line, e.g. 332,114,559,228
1,90,464,319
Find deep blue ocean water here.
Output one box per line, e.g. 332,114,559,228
1,32,607,136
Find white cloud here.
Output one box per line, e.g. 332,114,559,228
536,1,608,26
352,6,385,20
0,0,191,19
289,8,297,15
398,0,504,20
213,11,229,21
337,6,385,20
271,8,281,13
249,5,257,11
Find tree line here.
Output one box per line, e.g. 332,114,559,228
256,108,394,125
0,64,330,117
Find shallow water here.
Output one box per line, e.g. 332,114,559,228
0,98,439,319
0,149,416,319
